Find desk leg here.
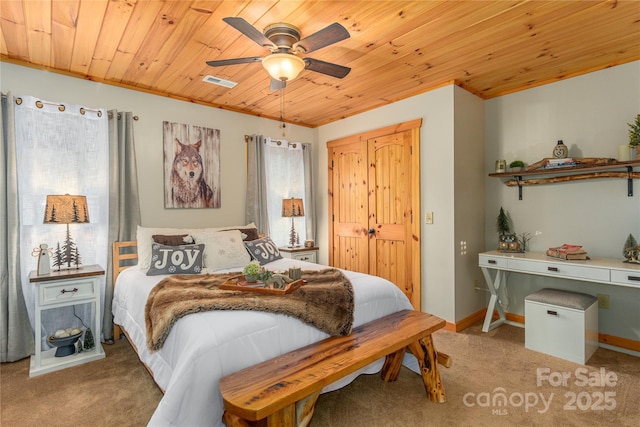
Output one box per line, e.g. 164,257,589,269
481,267,506,332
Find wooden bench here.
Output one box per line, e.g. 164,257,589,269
219,309,450,427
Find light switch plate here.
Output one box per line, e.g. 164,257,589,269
425,211,433,224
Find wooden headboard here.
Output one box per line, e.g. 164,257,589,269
112,241,138,283
112,241,137,341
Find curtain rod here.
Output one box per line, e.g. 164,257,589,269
14,97,138,120
244,135,300,148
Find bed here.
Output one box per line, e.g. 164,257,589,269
112,225,417,426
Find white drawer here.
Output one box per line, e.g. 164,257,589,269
291,251,316,263
610,268,640,287
479,254,508,269
508,258,609,282
39,278,97,305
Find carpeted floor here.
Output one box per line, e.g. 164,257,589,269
1,322,638,426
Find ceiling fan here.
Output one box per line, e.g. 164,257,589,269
206,17,351,90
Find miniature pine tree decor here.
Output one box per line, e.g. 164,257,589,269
496,207,512,237
623,233,639,263
83,328,95,350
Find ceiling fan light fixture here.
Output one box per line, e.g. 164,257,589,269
262,53,305,81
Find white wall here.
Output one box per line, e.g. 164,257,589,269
484,61,640,342
453,86,487,320
0,62,316,229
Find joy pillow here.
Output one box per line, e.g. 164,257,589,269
146,243,205,276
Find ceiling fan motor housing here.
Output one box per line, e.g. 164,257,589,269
264,23,301,51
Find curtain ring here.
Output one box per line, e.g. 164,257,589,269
80,107,86,115
15,97,22,105
36,100,43,108
58,105,65,112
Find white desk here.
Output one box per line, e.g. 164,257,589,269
478,250,640,332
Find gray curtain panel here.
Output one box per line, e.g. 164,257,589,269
245,135,270,235
104,111,141,341
302,143,316,242
1,92,35,362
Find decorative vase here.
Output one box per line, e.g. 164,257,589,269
618,144,631,161
288,267,302,281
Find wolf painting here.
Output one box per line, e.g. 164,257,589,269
163,122,220,209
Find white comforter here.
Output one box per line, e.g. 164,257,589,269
112,258,415,426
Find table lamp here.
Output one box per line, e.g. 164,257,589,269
282,197,304,248
43,194,90,269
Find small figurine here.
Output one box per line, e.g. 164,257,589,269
32,243,52,275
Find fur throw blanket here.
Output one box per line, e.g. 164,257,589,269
145,269,354,352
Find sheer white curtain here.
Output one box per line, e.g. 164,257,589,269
15,96,109,345
264,138,306,247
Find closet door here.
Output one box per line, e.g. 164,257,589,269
328,119,421,310
328,140,369,274
367,131,413,304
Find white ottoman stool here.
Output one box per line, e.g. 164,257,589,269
525,288,598,364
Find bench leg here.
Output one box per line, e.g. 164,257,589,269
381,347,407,382
222,411,252,427
408,334,447,403
295,390,320,427
266,404,295,427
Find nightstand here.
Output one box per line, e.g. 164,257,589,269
278,246,319,263
29,265,106,377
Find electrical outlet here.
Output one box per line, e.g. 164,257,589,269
597,293,610,309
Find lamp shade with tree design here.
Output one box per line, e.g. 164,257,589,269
43,194,90,269
282,197,304,248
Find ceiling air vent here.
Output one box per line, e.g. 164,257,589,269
203,75,237,88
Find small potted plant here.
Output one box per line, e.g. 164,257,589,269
628,114,640,160
509,160,525,172
242,261,262,283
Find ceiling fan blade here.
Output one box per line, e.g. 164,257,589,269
270,78,286,91
304,58,351,79
293,22,350,54
206,57,263,67
223,17,276,49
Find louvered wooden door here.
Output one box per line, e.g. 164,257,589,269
328,120,421,309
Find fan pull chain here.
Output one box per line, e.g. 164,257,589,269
280,86,286,137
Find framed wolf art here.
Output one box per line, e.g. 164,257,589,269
163,121,221,209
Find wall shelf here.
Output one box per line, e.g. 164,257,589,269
489,160,640,200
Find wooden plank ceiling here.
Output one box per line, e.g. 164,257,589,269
1,1,638,128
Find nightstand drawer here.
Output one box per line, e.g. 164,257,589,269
279,247,319,264
39,279,97,305
290,251,317,263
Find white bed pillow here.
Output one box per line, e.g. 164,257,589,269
136,223,257,270
195,229,251,271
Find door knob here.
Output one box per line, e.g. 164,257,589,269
368,228,375,235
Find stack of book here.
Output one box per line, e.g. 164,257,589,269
546,244,589,260
544,158,577,169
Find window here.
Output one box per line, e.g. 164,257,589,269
264,138,306,247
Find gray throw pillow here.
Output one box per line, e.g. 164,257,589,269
244,237,282,265
147,243,205,276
